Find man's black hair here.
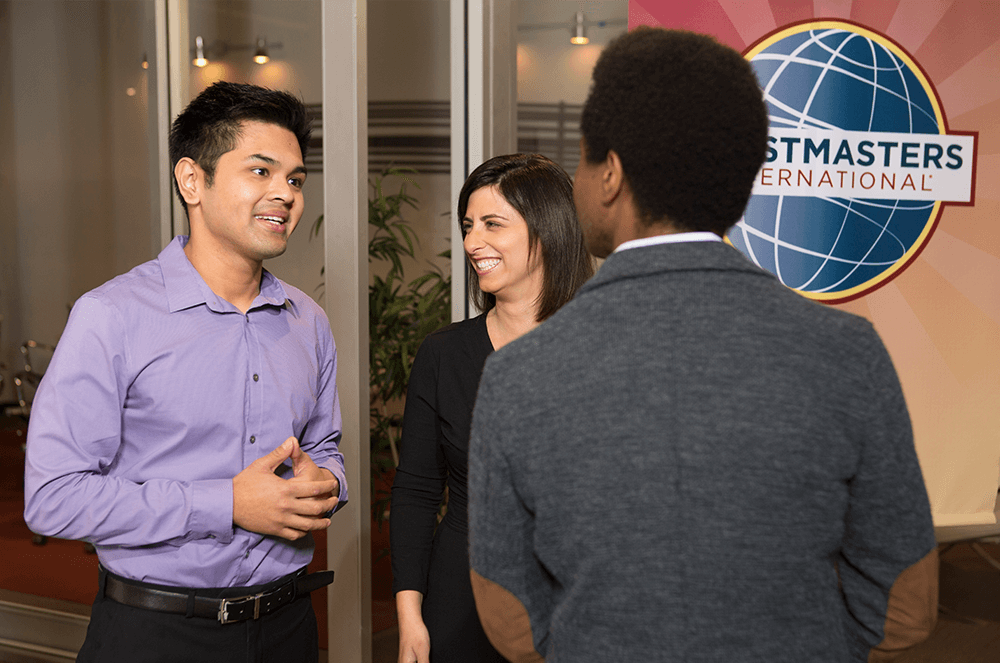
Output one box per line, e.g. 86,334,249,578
168,81,311,216
580,27,768,235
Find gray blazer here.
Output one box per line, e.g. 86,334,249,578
469,240,937,663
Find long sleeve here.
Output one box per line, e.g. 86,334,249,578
839,336,938,661
467,359,547,663
296,317,348,510
390,336,448,596
25,238,346,587
24,295,233,547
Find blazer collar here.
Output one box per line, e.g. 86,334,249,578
579,240,774,296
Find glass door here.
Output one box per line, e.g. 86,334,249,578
0,1,160,658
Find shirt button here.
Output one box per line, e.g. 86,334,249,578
244,551,250,559
253,374,259,382
250,435,256,444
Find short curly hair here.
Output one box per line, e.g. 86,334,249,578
580,27,768,235
169,81,311,217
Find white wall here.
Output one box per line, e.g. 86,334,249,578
369,0,451,101
517,0,626,104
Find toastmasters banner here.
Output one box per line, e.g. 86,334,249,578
631,1,1000,530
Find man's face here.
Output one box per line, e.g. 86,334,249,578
573,138,614,259
197,120,306,264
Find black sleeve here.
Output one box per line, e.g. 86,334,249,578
390,335,448,595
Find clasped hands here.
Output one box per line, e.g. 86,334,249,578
233,436,340,541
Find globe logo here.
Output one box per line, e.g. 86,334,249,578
728,21,975,303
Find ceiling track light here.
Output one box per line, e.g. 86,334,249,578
193,36,208,68
253,38,269,65
571,11,589,45
517,13,626,45
190,36,282,68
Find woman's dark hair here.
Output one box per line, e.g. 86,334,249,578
457,154,594,321
169,81,311,217
580,27,768,234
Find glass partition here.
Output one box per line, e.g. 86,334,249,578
0,1,159,658
516,0,627,174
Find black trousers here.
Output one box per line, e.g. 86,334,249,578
77,568,319,663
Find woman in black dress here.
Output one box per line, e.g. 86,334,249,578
391,154,594,663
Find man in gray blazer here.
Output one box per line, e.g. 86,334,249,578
467,27,938,663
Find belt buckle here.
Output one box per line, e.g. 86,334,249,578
218,592,264,624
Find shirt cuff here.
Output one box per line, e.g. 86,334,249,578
190,478,235,543
318,463,348,513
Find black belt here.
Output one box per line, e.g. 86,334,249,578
103,568,334,624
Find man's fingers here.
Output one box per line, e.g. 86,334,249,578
253,437,295,472
295,496,339,517
288,478,340,498
278,515,333,540
286,494,338,517
290,438,313,476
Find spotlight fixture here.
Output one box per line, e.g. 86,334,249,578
253,38,269,65
141,52,149,70
517,12,625,46
193,36,208,67
570,11,589,45
189,36,283,68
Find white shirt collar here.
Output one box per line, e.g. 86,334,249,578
614,231,723,253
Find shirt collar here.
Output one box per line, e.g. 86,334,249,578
614,231,723,253
159,235,291,313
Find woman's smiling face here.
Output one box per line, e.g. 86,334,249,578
462,185,543,305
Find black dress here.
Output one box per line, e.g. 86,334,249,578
390,314,505,662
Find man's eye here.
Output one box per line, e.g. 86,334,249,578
252,167,268,177
289,177,304,188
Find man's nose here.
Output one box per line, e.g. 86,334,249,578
270,178,295,203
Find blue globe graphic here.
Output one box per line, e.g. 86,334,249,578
727,25,941,299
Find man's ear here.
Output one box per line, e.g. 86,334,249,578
174,157,202,207
601,150,626,204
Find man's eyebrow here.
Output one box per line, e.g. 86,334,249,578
247,153,307,177
247,153,279,166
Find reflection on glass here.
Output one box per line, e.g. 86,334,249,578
516,1,628,174
0,0,158,616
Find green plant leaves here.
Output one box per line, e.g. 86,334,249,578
311,166,452,531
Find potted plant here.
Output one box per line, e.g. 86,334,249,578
311,167,451,534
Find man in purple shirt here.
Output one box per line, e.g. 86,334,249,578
24,81,347,662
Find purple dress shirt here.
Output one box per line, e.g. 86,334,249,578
24,236,348,588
